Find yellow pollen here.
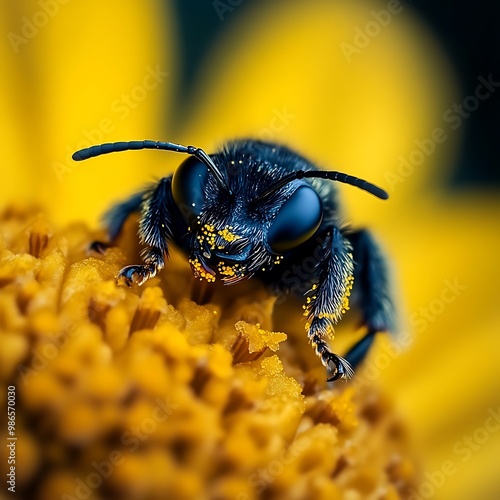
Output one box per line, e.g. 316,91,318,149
218,262,237,277
218,227,241,242
189,258,216,283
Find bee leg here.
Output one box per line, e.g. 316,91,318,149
117,249,164,286
118,264,153,287
309,325,354,382
343,229,395,369
117,178,174,287
305,226,356,381
104,190,147,240
89,190,146,254
89,240,111,254
343,329,378,369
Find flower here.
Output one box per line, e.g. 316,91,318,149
1,207,417,499
1,1,500,499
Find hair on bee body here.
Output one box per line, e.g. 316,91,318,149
73,138,394,383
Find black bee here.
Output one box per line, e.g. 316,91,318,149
72,139,394,382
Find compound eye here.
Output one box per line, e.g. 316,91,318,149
267,186,323,253
171,156,209,222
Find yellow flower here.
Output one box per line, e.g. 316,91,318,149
0,209,417,499
1,1,500,499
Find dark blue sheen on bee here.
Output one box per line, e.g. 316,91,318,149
71,137,394,383
267,185,323,253
171,156,209,223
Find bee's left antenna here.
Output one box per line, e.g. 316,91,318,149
259,169,389,200
72,140,230,194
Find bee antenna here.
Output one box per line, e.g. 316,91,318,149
72,140,230,194
259,169,389,200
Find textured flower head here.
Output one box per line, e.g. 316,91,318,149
1,1,500,499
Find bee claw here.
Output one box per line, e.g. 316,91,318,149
325,353,354,382
117,265,149,287
89,240,111,254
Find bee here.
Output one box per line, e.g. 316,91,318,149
73,139,394,381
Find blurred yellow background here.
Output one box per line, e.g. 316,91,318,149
1,1,500,498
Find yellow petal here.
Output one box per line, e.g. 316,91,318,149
182,0,459,227
0,0,174,225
